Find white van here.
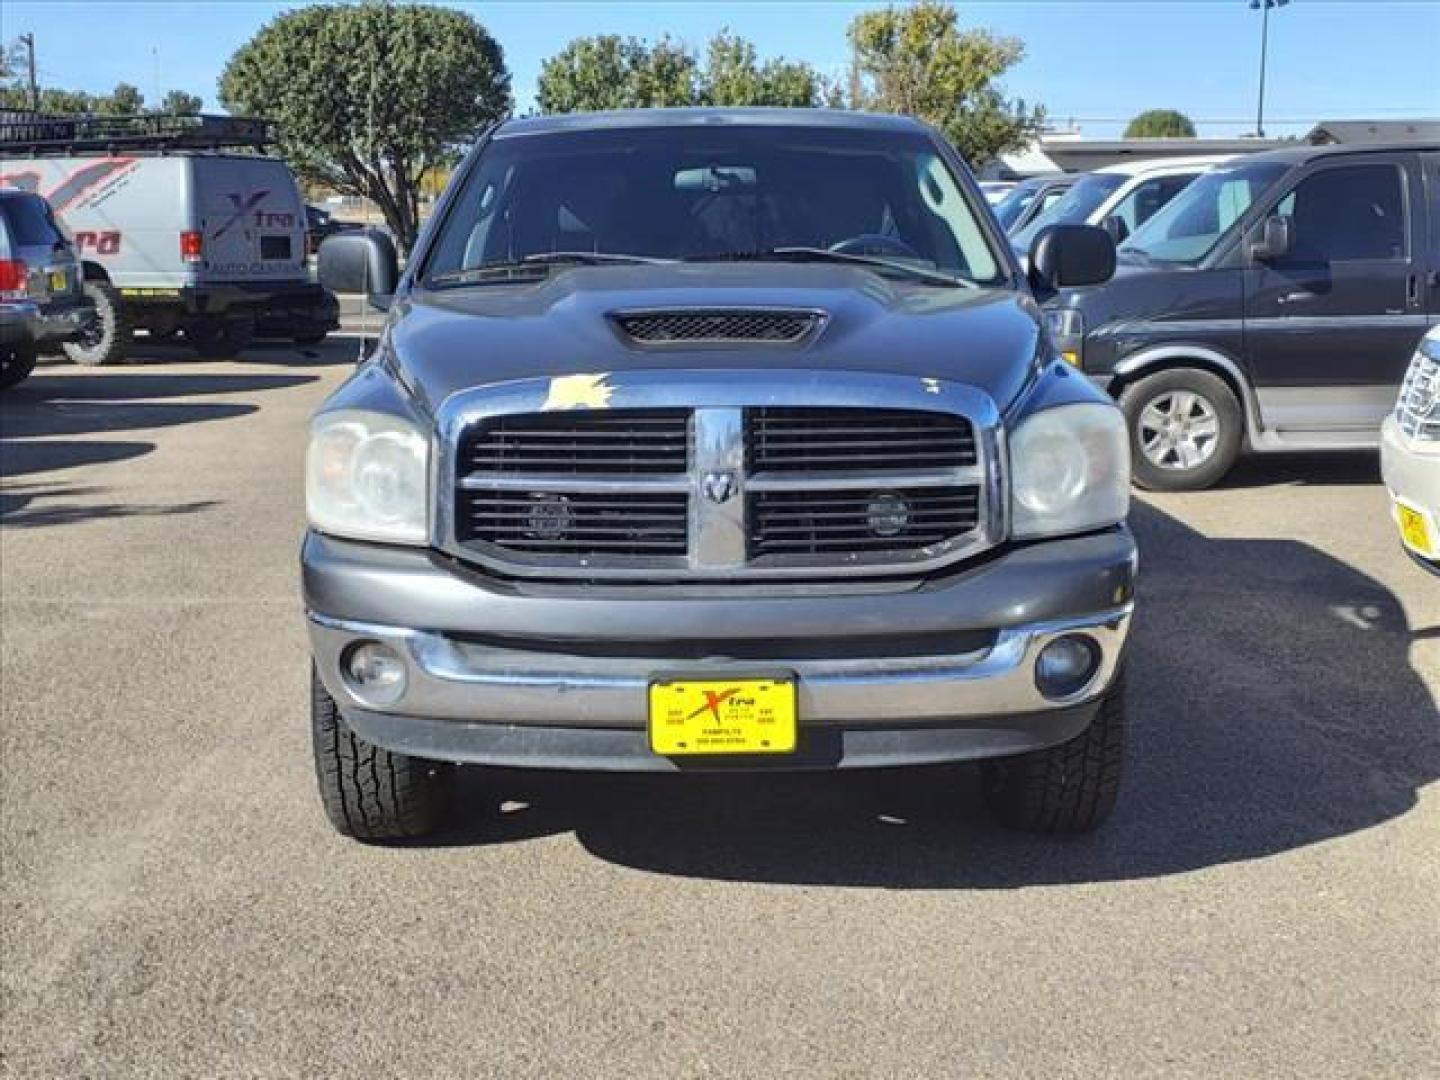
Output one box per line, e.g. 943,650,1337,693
0,113,338,363
1011,155,1234,255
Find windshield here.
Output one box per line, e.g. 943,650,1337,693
422,125,1004,287
1011,172,1125,249
1119,161,1290,265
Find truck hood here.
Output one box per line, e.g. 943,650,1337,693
385,263,1044,415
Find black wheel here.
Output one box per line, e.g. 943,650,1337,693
981,672,1126,834
1119,368,1243,492
311,667,452,841
61,280,131,367
0,341,37,390
186,317,255,359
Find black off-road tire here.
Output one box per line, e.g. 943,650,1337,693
1119,368,1244,492
311,667,453,841
62,280,131,367
187,317,255,359
981,673,1126,834
0,341,37,389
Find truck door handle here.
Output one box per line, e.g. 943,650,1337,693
1276,291,1314,304
1407,274,1420,303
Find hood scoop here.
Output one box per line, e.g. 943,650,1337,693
610,308,822,347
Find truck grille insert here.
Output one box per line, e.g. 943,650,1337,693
613,309,819,345
460,410,689,474
749,487,980,557
748,407,976,472
451,398,992,577
1395,346,1440,440
458,491,689,555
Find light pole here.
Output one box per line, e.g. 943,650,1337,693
1250,0,1289,138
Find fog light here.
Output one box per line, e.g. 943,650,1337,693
866,492,910,538
1035,634,1100,699
344,641,407,705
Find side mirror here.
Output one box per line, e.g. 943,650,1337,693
1028,223,1116,294
1249,215,1294,263
1101,214,1130,245
318,228,399,310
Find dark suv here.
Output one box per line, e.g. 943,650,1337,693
0,189,92,389
1046,143,1440,490
306,109,1132,842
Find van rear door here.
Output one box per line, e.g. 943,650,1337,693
192,156,307,283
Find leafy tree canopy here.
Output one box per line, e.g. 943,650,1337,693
1124,109,1197,138
846,0,1043,166
219,3,511,251
537,29,828,112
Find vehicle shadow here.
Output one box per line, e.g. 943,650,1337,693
422,500,1438,888
1218,450,1380,488
0,371,313,444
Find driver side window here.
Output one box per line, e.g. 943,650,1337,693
1270,164,1407,263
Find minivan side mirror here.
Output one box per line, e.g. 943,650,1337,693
318,228,399,310
1101,214,1130,245
1248,215,1294,263
1028,223,1116,294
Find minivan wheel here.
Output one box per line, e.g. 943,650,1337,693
0,342,37,389
62,281,131,367
980,673,1126,834
311,667,453,841
1120,369,1243,491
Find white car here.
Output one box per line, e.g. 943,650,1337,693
1011,155,1234,254
1381,326,1440,575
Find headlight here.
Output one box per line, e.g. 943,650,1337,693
1010,403,1130,539
1045,308,1085,367
306,409,429,545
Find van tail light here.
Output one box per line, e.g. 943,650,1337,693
0,258,28,300
180,230,204,263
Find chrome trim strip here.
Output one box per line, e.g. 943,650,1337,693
746,466,983,492
434,369,1004,581
309,605,1131,729
457,474,691,493
690,408,747,569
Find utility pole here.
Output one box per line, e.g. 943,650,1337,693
1250,0,1289,138
17,33,39,112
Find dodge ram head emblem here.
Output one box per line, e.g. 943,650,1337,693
702,471,738,504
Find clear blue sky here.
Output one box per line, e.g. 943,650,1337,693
4,1,1438,138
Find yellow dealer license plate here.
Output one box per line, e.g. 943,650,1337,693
48,270,66,293
648,677,796,756
1396,502,1435,557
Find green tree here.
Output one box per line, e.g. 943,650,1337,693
96,82,145,115
219,3,511,251
701,31,824,107
537,30,826,113
157,89,203,115
537,35,698,112
846,0,1042,165
1124,109,1196,138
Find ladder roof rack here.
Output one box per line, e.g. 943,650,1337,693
0,112,278,155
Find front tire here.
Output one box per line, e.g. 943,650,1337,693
981,673,1126,834
1119,368,1243,491
62,280,131,367
311,667,453,841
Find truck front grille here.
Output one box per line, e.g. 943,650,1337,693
750,487,980,557
748,407,976,472
1395,343,1440,440
449,392,995,579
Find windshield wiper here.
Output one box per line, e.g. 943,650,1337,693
685,247,974,287
428,251,671,289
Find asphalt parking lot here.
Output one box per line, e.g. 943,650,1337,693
2,331,1437,1078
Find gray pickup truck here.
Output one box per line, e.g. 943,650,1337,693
306,109,1135,841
